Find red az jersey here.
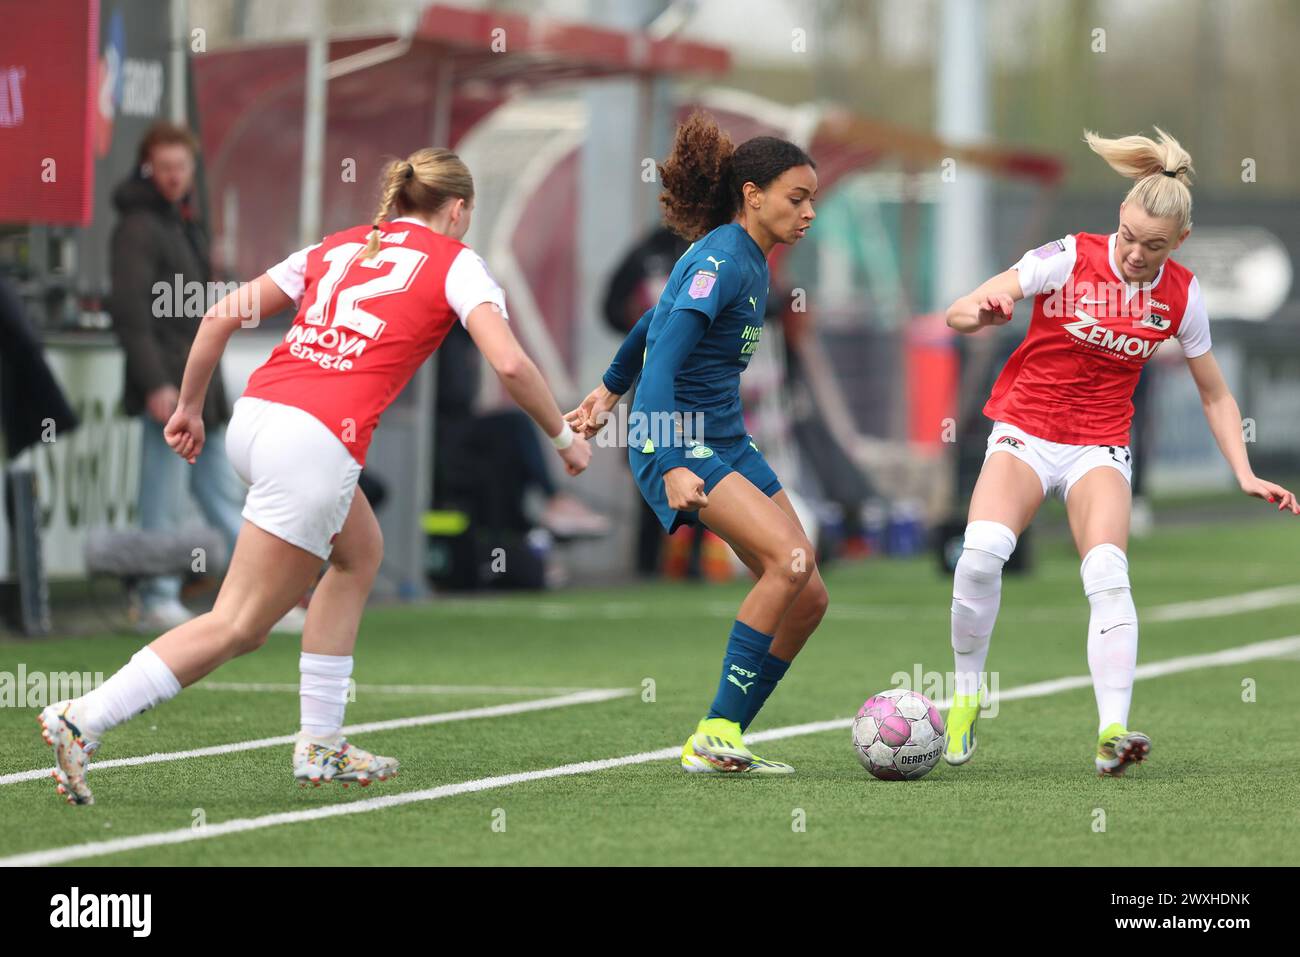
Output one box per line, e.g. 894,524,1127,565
244,217,508,465
984,231,1211,446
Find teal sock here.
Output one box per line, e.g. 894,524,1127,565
740,652,792,732
706,620,773,724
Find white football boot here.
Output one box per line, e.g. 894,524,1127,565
293,734,399,788
38,700,100,806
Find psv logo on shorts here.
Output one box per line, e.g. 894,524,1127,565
995,435,1025,450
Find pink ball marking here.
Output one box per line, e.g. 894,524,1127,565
878,714,912,747
927,704,945,734
859,696,899,722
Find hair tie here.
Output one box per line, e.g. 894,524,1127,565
1162,169,1177,178
404,163,415,181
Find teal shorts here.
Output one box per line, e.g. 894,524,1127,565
630,434,782,533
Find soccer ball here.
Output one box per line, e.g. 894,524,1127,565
852,688,946,780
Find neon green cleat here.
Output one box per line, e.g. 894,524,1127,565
1096,723,1151,776
689,718,753,772
681,734,793,774
943,692,981,766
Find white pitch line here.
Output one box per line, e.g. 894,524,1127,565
1144,584,1300,623
426,584,1300,624
0,689,632,787
738,585,1300,624
5,635,1297,869
198,682,599,696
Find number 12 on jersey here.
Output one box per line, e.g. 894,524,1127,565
304,242,429,341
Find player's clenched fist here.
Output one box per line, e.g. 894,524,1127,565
664,467,708,511
164,407,205,464
557,432,592,476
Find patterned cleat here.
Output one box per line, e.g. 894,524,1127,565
689,718,753,772
38,701,99,806
943,692,981,766
1096,723,1151,776
681,735,793,774
293,735,399,788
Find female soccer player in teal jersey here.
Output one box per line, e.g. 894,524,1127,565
569,112,823,773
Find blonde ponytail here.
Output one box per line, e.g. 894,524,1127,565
362,148,475,260
1084,126,1194,232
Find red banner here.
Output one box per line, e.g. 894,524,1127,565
0,0,98,225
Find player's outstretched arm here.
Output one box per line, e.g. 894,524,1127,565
465,302,591,476
1186,350,1298,514
945,268,1025,333
637,307,711,510
566,306,656,438
167,273,291,464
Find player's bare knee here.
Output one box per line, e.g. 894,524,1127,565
332,528,383,579
215,614,268,656
802,578,829,629
760,534,814,591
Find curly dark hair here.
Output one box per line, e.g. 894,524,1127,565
657,110,816,241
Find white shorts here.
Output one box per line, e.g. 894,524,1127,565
225,396,361,560
983,420,1132,501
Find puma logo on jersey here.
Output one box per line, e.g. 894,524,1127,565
1064,310,1160,358
706,256,726,269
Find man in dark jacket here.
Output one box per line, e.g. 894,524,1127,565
107,123,276,632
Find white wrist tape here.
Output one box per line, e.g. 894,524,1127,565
550,421,574,450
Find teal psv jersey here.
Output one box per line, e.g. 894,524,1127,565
632,223,770,469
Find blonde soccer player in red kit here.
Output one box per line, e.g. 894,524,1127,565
942,128,1298,776
39,149,590,804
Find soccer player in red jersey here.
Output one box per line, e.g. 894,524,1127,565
940,128,1298,775
39,149,590,804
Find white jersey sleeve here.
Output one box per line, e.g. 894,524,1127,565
445,247,510,327
1175,275,1212,358
265,243,319,307
1012,234,1077,298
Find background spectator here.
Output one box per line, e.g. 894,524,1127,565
107,122,304,632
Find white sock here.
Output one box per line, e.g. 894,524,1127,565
1081,544,1138,732
76,646,183,739
951,521,1017,698
299,652,353,741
